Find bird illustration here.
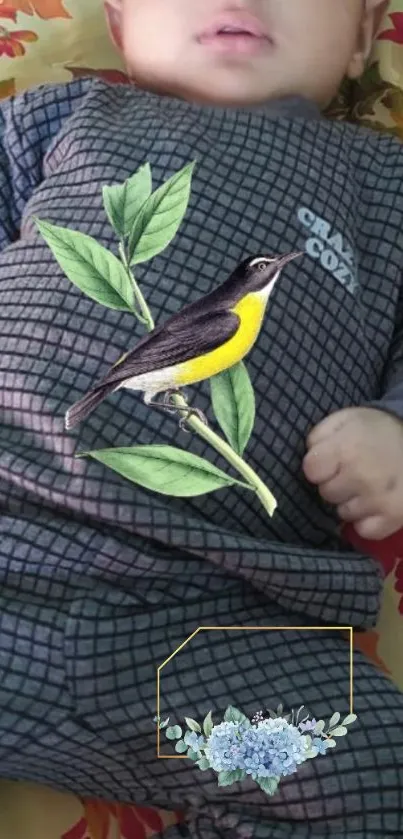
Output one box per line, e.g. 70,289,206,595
65,251,302,431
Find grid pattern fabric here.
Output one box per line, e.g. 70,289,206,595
1,79,403,837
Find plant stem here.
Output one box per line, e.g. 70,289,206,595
170,393,277,517
119,242,154,331
122,254,277,517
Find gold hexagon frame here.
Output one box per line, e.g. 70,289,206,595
156,625,354,758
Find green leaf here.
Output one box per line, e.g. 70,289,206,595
128,161,195,264
79,445,248,497
35,219,134,312
210,362,255,456
329,726,348,737
325,739,337,748
305,749,319,760
185,718,201,733
187,749,200,761
103,163,152,238
295,706,308,725
341,714,357,727
314,720,325,735
328,712,340,729
256,776,280,796
217,769,245,787
154,715,170,729
197,757,211,771
203,711,214,738
224,706,248,725
166,725,182,740
175,740,188,754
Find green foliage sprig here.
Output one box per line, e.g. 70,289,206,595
36,162,277,516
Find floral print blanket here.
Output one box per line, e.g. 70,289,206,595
0,1,403,838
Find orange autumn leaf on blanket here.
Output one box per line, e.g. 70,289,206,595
0,78,16,98
0,7,17,21
62,799,185,839
6,0,71,19
378,12,403,43
0,25,37,56
352,631,392,678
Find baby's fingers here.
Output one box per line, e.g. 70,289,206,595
337,496,378,523
306,408,352,449
303,440,341,486
354,515,402,541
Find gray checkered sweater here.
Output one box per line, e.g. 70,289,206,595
1,80,403,834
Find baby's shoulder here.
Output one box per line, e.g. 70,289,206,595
327,117,403,187
1,78,95,154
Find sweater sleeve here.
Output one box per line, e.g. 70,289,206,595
0,102,23,250
371,287,403,421
0,79,92,251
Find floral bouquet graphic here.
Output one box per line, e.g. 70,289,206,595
157,704,357,797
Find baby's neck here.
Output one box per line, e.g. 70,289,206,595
131,83,322,119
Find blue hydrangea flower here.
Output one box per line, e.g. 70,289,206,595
184,731,206,752
299,719,317,733
205,722,244,771
205,718,309,779
311,737,332,755
237,719,308,780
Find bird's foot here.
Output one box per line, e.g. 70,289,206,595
162,390,208,431
161,388,185,411
146,389,184,416
178,406,209,433
146,390,208,431
146,397,177,416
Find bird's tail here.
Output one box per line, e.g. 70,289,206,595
65,383,115,430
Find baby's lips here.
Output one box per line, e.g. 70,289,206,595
342,523,403,573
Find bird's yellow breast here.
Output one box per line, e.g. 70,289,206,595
174,292,266,386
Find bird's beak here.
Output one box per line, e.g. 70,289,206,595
274,251,304,270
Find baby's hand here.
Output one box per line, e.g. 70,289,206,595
303,407,403,540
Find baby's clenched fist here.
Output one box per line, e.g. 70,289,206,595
303,407,403,540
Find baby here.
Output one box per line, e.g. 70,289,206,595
109,0,403,545
1,0,403,837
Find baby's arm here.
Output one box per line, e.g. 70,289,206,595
303,299,403,541
0,80,92,251
0,102,25,249
0,89,55,248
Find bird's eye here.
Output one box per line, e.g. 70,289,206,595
256,260,268,271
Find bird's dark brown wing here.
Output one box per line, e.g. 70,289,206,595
97,309,240,387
